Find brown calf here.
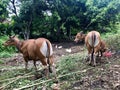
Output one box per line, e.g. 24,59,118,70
98,40,107,57
74,31,86,43
3,35,56,76
85,31,102,66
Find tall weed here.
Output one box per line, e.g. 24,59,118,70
0,35,15,57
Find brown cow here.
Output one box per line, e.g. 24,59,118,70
85,31,102,66
74,31,107,57
74,31,86,43
3,35,56,77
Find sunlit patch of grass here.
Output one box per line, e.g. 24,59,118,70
0,60,4,64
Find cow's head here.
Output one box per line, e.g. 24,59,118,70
3,35,19,46
74,31,85,43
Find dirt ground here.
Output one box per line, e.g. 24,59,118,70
1,42,120,90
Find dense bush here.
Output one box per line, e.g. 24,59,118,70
102,24,120,51
0,0,120,41
0,35,16,57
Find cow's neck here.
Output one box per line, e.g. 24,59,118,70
16,40,23,52
83,34,86,40
83,34,86,38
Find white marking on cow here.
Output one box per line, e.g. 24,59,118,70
94,37,99,47
40,41,53,57
88,35,99,47
49,43,53,56
88,35,93,47
40,41,47,57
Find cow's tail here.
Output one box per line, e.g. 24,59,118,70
91,33,96,61
46,41,52,73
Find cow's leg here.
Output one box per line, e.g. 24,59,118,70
97,51,100,57
89,54,92,65
40,58,49,78
88,47,92,65
47,57,52,73
100,50,103,57
24,57,28,70
44,65,49,78
33,60,37,71
93,48,100,66
93,53,97,66
51,63,57,80
25,61,28,70
49,56,58,82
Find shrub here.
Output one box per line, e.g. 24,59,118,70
0,35,15,57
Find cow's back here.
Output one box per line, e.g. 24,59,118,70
85,31,101,47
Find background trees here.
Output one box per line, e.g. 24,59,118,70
0,0,120,41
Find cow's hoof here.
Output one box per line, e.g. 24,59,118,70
93,64,96,67
49,67,53,73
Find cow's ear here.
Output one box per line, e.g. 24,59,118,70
80,31,83,34
9,35,12,39
12,35,16,38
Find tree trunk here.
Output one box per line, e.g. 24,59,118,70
66,26,71,40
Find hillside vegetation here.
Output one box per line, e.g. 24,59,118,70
0,25,120,90
0,0,120,89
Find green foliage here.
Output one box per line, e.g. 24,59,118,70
0,35,15,58
0,0,120,41
0,0,9,22
103,24,120,50
0,59,4,64
85,0,120,31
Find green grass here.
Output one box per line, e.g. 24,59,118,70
0,51,14,58
0,49,120,90
0,59,4,64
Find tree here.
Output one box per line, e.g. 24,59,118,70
1,0,120,41
85,0,120,31
0,0,9,35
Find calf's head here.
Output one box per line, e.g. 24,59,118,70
74,31,86,43
100,41,108,52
